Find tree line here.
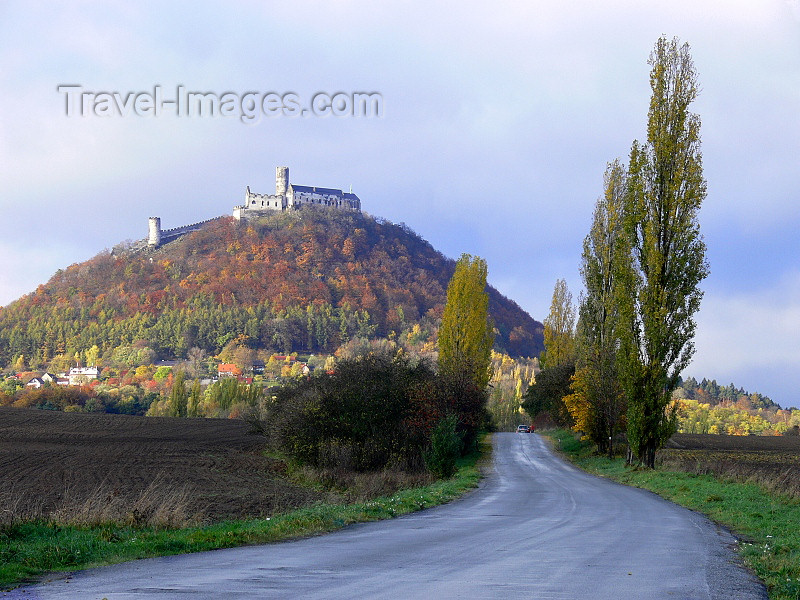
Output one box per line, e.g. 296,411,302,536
1,298,380,369
676,377,777,411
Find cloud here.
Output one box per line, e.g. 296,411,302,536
690,272,800,407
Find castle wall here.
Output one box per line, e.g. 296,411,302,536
147,216,219,247
243,185,285,211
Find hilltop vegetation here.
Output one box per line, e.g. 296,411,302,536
675,376,777,410
671,376,800,436
0,209,542,368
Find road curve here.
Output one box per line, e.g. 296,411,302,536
5,433,766,599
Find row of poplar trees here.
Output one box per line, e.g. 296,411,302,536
526,36,709,468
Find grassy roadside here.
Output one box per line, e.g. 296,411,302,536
0,440,486,591
545,429,800,600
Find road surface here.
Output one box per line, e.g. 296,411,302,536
4,433,766,599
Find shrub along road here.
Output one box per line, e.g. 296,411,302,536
5,433,766,599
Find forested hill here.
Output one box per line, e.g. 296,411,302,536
0,209,543,364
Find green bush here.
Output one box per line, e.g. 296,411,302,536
425,415,462,478
260,346,489,475
264,348,435,472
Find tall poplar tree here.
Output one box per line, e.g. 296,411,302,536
438,254,494,391
541,278,576,369
620,37,709,467
523,279,576,428
571,160,627,457
168,370,188,418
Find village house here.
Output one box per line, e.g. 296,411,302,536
68,366,99,386
217,363,243,378
25,377,46,389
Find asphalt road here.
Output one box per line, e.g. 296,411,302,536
5,433,766,599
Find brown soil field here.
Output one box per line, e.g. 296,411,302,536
0,407,325,523
661,433,800,496
667,433,800,452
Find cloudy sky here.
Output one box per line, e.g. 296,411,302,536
1,1,798,407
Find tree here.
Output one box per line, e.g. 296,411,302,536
185,347,208,379
168,370,188,417
541,279,575,369
85,344,100,367
523,279,576,427
619,36,709,467
187,378,202,417
438,254,494,392
572,160,628,457
522,362,575,428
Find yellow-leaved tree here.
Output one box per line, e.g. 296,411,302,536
563,367,592,436
438,254,494,391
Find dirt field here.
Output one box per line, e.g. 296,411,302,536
662,433,800,496
667,433,800,452
0,407,325,523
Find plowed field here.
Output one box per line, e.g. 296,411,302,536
0,407,324,522
667,433,800,452
662,433,800,496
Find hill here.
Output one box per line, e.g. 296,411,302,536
676,376,778,410
0,209,543,366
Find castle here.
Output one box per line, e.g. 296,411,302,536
147,167,361,247
233,166,361,220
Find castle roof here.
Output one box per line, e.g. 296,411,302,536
291,184,344,196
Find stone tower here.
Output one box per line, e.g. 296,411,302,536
276,166,289,197
148,217,162,247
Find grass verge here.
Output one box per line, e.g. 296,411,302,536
0,441,485,591
545,429,800,600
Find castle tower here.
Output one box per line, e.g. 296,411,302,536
148,217,162,247
276,166,288,197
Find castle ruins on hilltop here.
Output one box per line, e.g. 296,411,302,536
233,166,361,220
147,166,361,247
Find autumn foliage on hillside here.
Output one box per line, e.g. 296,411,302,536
0,209,543,364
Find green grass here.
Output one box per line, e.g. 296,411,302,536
0,442,485,591
545,429,800,600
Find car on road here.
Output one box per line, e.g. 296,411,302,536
516,425,531,433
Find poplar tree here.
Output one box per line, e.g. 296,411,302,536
168,370,188,417
620,37,709,467
541,279,576,369
572,160,627,457
187,378,202,417
523,279,576,428
438,254,493,391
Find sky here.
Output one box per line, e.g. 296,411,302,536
0,1,798,407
